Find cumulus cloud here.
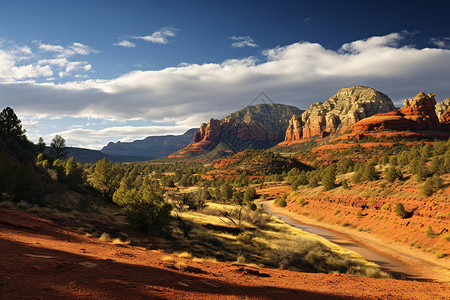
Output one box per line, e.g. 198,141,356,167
132,27,177,44
230,36,258,48
113,40,136,48
2,32,450,148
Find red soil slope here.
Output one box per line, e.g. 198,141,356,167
1,208,449,299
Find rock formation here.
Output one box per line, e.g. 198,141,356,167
282,86,396,144
170,103,303,157
349,92,445,133
284,115,302,142
436,98,450,119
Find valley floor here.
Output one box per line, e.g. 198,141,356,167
1,208,449,300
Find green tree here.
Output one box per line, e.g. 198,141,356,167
362,162,377,181
322,165,337,190
395,203,407,219
385,166,401,183
65,157,83,184
50,135,68,160
243,186,257,202
91,158,121,200
37,137,46,153
0,107,26,141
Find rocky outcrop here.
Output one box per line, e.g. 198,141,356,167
170,103,303,157
440,110,450,130
282,86,396,144
284,115,302,142
436,98,450,119
350,92,445,133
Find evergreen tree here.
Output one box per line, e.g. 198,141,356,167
37,137,46,153
91,158,121,200
0,107,26,141
362,162,377,181
322,165,337,190
50,135,68,160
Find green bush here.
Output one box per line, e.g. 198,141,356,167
126,200,172,236
395,203,407,219
277,197,287,207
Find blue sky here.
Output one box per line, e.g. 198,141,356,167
0,0,449,149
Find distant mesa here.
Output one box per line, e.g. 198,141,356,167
169,103,303,158
348,92,450,136
101,128,197,158
280,86,396,145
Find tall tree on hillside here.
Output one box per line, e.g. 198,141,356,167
37,137,46,153
91,158,122,200
50,135,68,159
0,107,26,141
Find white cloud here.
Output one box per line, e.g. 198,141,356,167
230,36,258,48
113,40,136,48
430,37,450,49
132,27,177,44
0,41,96,82
38,42,98,58
2,32,450,149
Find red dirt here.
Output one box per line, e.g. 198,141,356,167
1,208,449,299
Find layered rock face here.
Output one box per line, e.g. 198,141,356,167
170,103,303,157
350,92,444,133
283,86,396,143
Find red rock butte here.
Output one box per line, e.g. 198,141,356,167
349,92,450,134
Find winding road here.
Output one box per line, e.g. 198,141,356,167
262,201,429,281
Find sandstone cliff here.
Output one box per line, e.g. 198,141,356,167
349,92,445,133
170,104,303,158
283,86,396,143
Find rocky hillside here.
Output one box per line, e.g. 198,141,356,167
101,128,197,158
282,86,396,144
349,92,450,135
170,104,303,158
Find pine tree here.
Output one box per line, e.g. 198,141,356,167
37,137,46,153
322,166,337,190
91,158,121,200
0,107,26,141
50,135,68,160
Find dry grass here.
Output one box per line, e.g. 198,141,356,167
177,251,193,259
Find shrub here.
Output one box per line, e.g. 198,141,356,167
297,198,308,207
341,179,349,189
426,225,437,238
277,197,287,207
333,209,340,216
126,200,172,236
395,203,407,219
381,203,390,210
